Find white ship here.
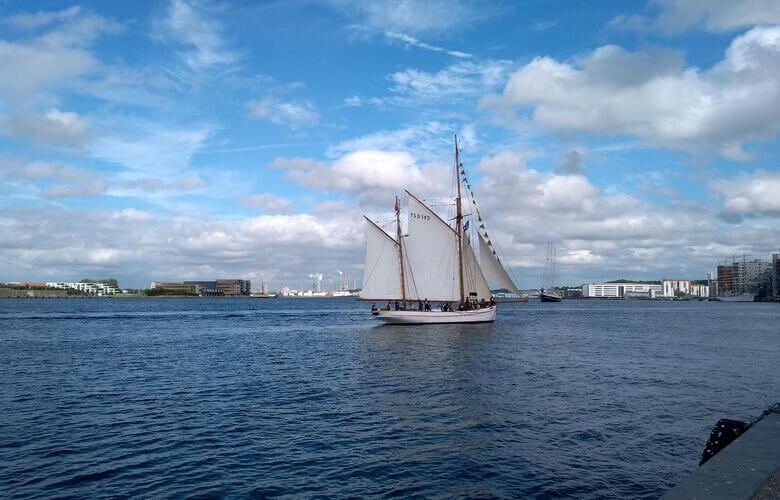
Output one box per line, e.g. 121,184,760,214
717,293,755,302
360,137,518,325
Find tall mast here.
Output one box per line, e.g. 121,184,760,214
455,135,465,304
395,196,407,303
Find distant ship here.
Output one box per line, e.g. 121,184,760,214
540,242,563,302
360,137,518,324
717,293,755,302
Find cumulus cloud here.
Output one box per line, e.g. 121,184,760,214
246,98,319,128
0,109,89,147
271,150,447,196
653,0,780,34
712,170,780,221
156,0,239,70
482,26,780,159
464,149,727,282
241,193,295,214
0,205,364,289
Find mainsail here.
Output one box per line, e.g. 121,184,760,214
478,232,521,294
360,217,403,300
403,192,460,302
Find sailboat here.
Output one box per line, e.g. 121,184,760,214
359,137,500,324
540,242,562,302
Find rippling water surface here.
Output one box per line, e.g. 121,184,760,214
1,298,778,498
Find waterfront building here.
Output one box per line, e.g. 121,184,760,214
151,278,251,296
690,284,709,298
581,282,662,299
663,279,691,298
153,282,201,294
773,253,780,301
46,282,117,295
717,258,772,296
215,279,251,296
182,281,222,296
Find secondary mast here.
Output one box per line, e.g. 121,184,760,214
395,196,407,303
455,136,465,305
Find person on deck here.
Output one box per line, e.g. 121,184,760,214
424,298,430,311
394,300,399,311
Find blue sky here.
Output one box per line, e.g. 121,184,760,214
1,0,780,290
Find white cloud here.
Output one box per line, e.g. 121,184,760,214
712,170,780,220
90,118,213,173
0,7,118,102
327,121,454,158
384,31,471,58
482,26,780,158
246,98,319,129
40,179,107,199
241,193,295,214
0,205,364,289
0,108,89,147
157,0,238,70
390,59,513,102
271,150,449,205
1,160,106,200
332,0,491,35
5,5,82,30
175,174,205,191
462,149,732,282
653,0,780,33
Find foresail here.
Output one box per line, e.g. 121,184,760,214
478,232,521,294
463,234,492,301
403,193,460,302
360,217,404,300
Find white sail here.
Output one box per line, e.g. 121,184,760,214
463,234,492,301
403,192,460,302
360,217,404,300
478,232,521,294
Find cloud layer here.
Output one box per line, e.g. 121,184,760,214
483,26,780,159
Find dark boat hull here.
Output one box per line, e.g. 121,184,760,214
540,293,562,302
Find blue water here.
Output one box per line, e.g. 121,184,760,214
1,298,778,498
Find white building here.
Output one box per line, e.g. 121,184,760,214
582,282,662,299
46,282,117,296
663,279,691,298
663,279,708,298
